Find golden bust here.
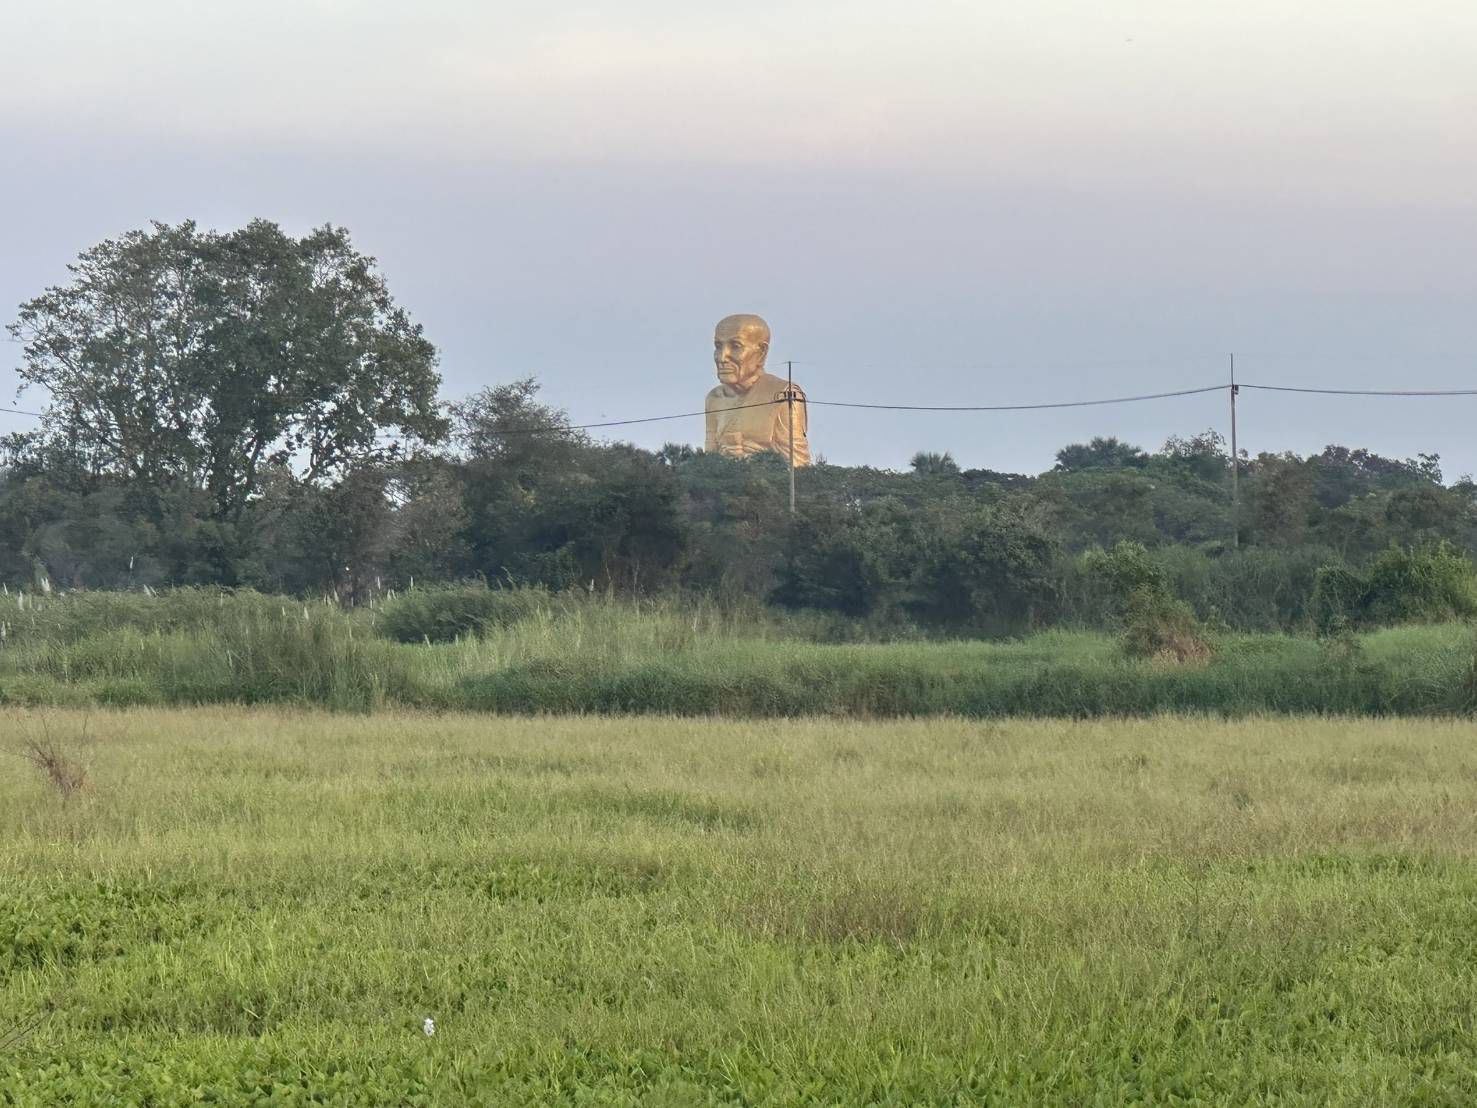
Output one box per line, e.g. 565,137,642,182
704,314,810,465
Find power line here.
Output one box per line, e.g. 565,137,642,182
807,384,1226,412
1241,383,1477,397
7,378,1477,433
408,399,786,439
564,399,781,432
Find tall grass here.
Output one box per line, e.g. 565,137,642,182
1,588,1473,716
0,590,411,709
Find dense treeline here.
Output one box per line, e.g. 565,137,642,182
5,378,1474,635
4,220,1476,637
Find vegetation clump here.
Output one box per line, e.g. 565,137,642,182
1312,541,1477,632
1122,593,1213,666
1085,540,1214,664
377,584,548,643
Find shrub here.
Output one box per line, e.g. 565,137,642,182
1083,542,1212,663
771,501,915,619
1312,543,1477,631
377,585,547,643
1311,566,1368,634
1160,545,1333,633
1122,591,1213,665
1363,542,1477,624
909,503,1062,634
1082,541,1166,609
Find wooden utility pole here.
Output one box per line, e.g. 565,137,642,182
786,360,797,515
1229,353,1239,548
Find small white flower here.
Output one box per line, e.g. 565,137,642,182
422,1017,436,1037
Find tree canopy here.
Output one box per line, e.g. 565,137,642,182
7,220,445,520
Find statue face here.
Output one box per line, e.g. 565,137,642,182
713,318,769,392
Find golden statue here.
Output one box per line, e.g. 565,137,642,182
705,314,810,465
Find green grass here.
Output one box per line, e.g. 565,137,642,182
0,590,1474,716
3,710,1477,1103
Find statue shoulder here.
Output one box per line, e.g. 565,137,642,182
760,373,804,399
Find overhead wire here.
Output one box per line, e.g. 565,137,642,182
371,399,787,441
806,384,1226,412
1239,383,1477,397
5,379,1477,434
557,399,782,431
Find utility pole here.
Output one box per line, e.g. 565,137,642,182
1229,353,1239,548
786,359,797,515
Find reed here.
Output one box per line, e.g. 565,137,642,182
1,589,1472,717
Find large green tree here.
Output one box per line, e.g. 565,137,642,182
7,220,446,520
449,380,688,590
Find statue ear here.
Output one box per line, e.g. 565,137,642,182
757,341,769,359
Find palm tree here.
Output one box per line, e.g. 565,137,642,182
909,451,960,476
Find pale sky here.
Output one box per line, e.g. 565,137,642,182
3,1,1476,475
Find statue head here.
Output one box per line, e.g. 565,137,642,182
713,314,770,392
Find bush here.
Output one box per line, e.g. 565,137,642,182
1312,543,1477,631
1159,545,1333,633
1083,542,1212,663
1122,591,1213,665
771,501,916,619
1364,542,1477,624
1082,541,1166,609
1311,566,1368,634
908,503,1062,634
775,500,1061,635
377,585,548,643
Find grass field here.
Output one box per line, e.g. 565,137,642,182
4,708,1477,1104
2,589,1475,717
